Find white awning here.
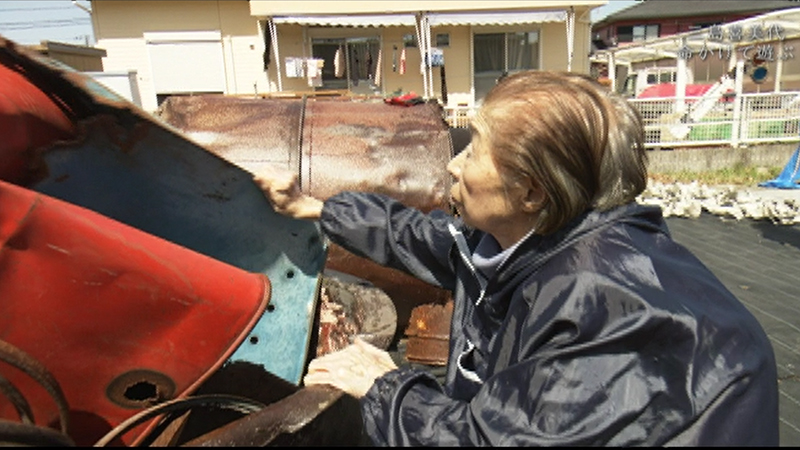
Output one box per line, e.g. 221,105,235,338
271,14,416,27
269,10,568,28
428,10,567,26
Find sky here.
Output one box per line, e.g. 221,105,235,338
591,0,640,22
0,0,639,47
0,0,95,45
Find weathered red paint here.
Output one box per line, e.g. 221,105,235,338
0,52,76,185
0,180,270,446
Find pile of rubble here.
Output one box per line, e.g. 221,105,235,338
638,181,800,225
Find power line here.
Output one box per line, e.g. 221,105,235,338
0,18,91,26
0,6,78,13
0,18,91,32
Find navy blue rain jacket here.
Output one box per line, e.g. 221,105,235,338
319,191,779,446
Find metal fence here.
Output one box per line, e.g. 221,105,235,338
443,91,800,149
443,105,476,129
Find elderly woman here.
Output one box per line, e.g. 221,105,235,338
255,71,778,446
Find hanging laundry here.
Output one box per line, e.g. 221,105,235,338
374,49,383,87
399,47,407,75
366,50,373,81
307,58,324,87
284,57,303,78
334,46,345,78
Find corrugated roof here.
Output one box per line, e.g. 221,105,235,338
595,0,800,26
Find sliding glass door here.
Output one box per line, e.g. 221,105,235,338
473,31,540,102
312,37,381,94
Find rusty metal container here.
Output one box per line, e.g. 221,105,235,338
158,96,457,361
404,300,455,366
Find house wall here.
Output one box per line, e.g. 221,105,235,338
92,0,599,112
93,0,262,112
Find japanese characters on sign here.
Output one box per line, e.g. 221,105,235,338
678,23,794,61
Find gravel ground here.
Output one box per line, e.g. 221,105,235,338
639,181,800,225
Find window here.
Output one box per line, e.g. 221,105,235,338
473,31,539,101
617,24,659,43
436,33,450,47
617,26,633,43
403,34,418,48
633,24,659,42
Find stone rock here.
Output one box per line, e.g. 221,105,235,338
637,181,800,225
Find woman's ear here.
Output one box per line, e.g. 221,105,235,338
520,184,545,213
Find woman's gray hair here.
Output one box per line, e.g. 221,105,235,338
474,70,647,235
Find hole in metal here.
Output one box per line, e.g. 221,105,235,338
249,335,259,344
124,381,158,402
106,369,175,409
266,304,275,312
286,270,295,279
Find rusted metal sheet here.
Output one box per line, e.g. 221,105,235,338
157,95,453,211
404,300,455,366
158,95,456,358
157,95,305,176
299,99,452,209
182,386,362,447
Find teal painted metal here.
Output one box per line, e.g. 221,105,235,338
7,40,327,386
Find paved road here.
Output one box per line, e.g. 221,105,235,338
665,213,800,446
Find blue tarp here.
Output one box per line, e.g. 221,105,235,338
759,145,800,189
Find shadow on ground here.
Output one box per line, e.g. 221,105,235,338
752,221,800,252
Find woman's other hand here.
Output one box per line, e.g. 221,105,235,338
253,165,324,220
303,337,398,398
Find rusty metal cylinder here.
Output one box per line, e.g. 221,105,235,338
158,96,456,362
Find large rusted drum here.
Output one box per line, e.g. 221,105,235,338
158,96,457,358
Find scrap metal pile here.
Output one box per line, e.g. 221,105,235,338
0,35,457,447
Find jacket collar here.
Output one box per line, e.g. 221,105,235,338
495,203,667,290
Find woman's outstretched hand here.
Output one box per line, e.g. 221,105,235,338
253,165,324,220
303,337,398,398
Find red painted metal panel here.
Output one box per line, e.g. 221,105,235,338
0,180,270,446
0,58,76,185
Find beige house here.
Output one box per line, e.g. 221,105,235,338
90,1,605,112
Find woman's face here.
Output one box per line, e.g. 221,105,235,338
447,132,533,246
